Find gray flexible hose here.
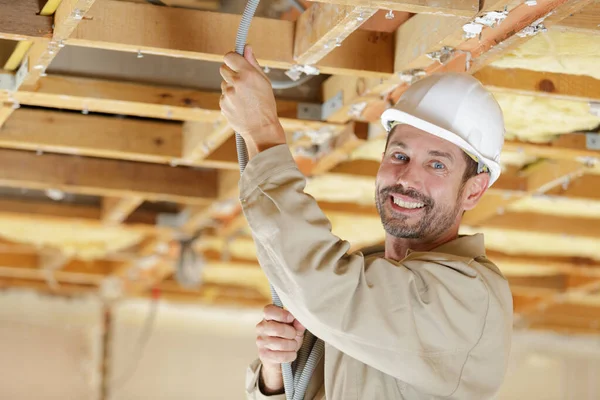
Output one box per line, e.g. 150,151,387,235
234,3,324,399
235,2,295,399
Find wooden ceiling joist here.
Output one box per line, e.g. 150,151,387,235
0,148,219,205
0,197,160,230
63,0,393,78
475,67,600,103
306,0,479,16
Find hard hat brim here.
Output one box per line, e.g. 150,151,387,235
381,108,501,187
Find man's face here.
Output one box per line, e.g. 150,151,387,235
375,124,481,240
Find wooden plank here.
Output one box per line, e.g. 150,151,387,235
553,1,600,34
181,119,233,164
0,107,184,164
0,148,219,204
124,0,220,11
0,0,53,41
67,0,393,77
475,67,600,102
0,197,161,229
504,133,600,162
310,121,369,174
23,0,98,86
465,0,596,73
546,174,600,201
13,75,224,122
0,104,13,128
306,0,478,16
484,211,600,239
102,196,144,224
464,159,585,225
293,4,377,66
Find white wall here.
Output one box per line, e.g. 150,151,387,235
106,300,261,400
0,290,103,400
1,289,600,400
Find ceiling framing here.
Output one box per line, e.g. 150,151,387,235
0,0,599,339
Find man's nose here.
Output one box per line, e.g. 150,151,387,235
395,163,423,192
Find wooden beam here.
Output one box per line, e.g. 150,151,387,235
0,107,185,165
545,173,600,201
0,148,219,205
483,211,600,239
65,0,394,78
504,133,600,163
12,75,225,122
181,119,233,164
553,1,600,34
0,104,13,128
475,67,600,103
293,4,377,66
464,159,585,225
102,196,144,224
0,197,159,229
322,0,594,124
23,0,98,87
0,0,53,41
306,0,478,16
464,0,596,73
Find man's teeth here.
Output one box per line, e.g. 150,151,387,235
393,197,424,209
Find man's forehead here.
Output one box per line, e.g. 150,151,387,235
387,124,461,154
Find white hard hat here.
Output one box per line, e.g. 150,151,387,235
380,72,505,187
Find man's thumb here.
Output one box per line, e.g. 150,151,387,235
244,45,264,73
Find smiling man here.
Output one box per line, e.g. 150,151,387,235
219,46,513,400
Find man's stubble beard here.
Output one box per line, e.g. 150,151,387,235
375,184,463,240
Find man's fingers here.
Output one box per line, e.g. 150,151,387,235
223,51,250,72
263,304,295,324
221,80,234,95
257,336,299,352
219,64,238,84
258,348,298,364
292,318,306,335
244,45,267,77
256,320,298,339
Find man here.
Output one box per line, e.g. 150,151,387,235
219,45,513,399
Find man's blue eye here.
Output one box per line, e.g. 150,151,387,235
394,153,407,161
432,162,445,169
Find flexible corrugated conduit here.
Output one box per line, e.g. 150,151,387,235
234,2,323,399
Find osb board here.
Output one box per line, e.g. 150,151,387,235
492,31,600,80
0,216,144,260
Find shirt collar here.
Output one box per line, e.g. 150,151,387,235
361,233,486,260
405,233,486,259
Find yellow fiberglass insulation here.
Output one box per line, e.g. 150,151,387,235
492,92,600,142
491,30,600,80
0,217,144,260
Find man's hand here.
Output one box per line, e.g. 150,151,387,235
219,46,286,159
256,304,306,395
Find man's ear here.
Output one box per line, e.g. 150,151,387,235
461,173,490,211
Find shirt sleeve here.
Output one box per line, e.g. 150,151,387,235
239,144,492,396
245,359,287,400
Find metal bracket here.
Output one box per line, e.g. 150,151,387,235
586,133,600,151
297,103,323,121
0,57,29,91
321,91,343,120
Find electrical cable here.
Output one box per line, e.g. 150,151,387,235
233,3,323,399
110,293,160,392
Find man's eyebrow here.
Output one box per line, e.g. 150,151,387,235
429,150,454,162
387,140,407,149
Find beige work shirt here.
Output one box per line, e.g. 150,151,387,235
239,145,513,399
